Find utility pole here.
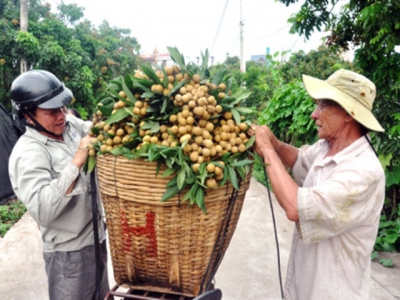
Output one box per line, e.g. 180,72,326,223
20,0,28,74
240,0,246,73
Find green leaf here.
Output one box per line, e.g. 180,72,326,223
198,162,208,184
385,166,400,187
160,97,168,113
228,166,239,190
220,96,236,105
150,122,160,133
109,147,125,156
162,167,177,178
177,168,186,190
130,76,153,91
383,232,400,244
108,86,133,105
87,156,96,173
191,182,200,196
167,46,187,71
231,89,252,103
161,65,169,88
91,126,100,136
134,143,151,156
170,79,187,94
165,176,177,188
196,187,206,214
141,120,157,130
141,63,161,84
142,91,155,98
182,189,191,202
382,242,397,252
371,251,378,260
199,49,209,77
164,157,175,169
230,159,254,167
123,152,136,160
97,104,113,117
245,135,255,149
211,70,226,85
220,103,234,112
235,107,254,114
121,75,136,103
105,109,130,125
379,259,394,267
98,95,115,106
161,185,181,202
231,108,241,125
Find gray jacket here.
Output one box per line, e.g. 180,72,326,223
9,115,105,252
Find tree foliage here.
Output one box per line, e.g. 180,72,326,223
0,0,140,118
211,46,352,118
281,45,355,81
259,80,317,147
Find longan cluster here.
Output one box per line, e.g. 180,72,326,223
90,65,250,187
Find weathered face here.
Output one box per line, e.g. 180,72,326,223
311,100,348,141
26,106,67,140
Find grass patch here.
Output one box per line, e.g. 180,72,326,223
0,199,26,238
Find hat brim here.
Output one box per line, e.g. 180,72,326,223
302,74,384,132
38,86,73,109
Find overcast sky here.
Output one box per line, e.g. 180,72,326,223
47,0,328,64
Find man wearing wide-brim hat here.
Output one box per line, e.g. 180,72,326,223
250,69,385,299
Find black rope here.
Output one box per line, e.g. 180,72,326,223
90,170,101,300
364,134,379,157
208,186,241,281
262,158,284,299
201,181,241,293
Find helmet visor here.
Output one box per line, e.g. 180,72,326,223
38,85,73,109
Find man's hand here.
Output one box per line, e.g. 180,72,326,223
79,135,94,149
254,126,274,159
247,124,258,137
73,135,94,169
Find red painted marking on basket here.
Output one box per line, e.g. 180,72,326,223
120,209,157,257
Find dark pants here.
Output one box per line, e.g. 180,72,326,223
43,242,110,300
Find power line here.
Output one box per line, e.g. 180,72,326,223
253,24,291,40
210,0,230,56
242,2,271,22
228,34,241,55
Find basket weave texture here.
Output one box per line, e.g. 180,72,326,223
96,154,251,297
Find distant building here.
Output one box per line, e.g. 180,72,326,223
140,48,173,66
250,47,271,65
250,54,267,65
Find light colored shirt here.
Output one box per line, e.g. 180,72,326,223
9,115,105,252
284,136,385,300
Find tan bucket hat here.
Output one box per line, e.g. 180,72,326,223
302,69,384,132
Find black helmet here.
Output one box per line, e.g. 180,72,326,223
10,70,73,114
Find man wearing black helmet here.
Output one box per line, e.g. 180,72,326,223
8,70,111,300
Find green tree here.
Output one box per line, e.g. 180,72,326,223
281,45,355,81
210,55,244,93
259,80,316,147
0,0,140,118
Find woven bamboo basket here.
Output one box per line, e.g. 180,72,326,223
96,154,251,297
